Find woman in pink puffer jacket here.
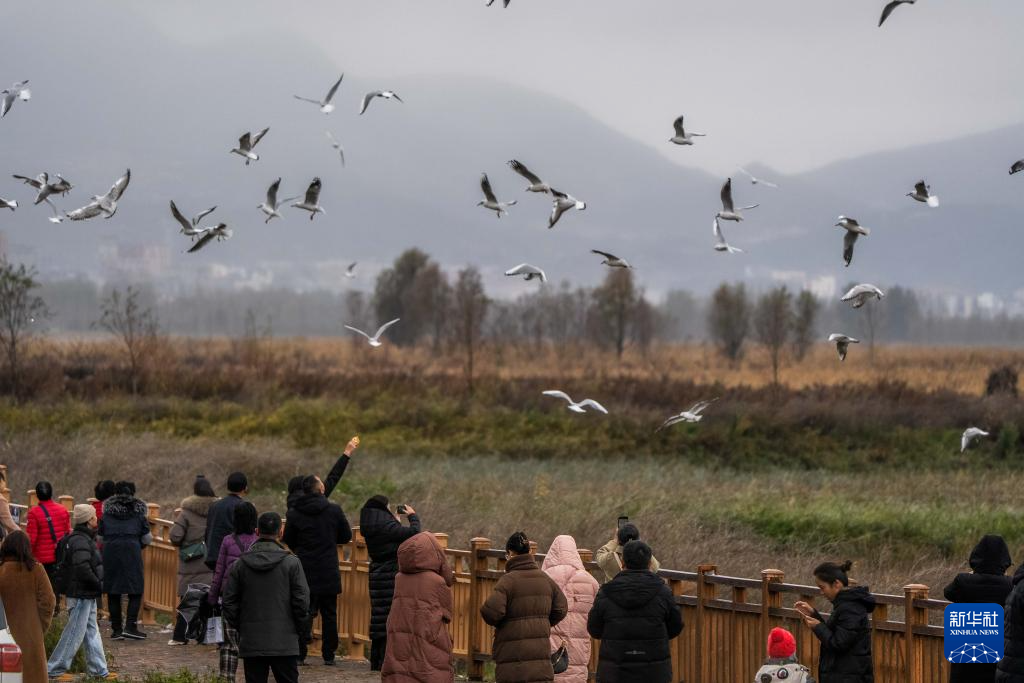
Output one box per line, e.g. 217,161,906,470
542,535,600,683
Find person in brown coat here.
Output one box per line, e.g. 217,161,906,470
0,530,56,683
168,475,217,645
481,532,568,683
382,532,455,683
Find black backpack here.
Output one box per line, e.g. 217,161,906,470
51,534,75,595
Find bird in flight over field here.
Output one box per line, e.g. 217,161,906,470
835,216,870,267
507,160,552,194
61,169,130,222
359,90,403,115
841,284,885,309
961,427,990,453
478,173,517,218
716,179,758,222
828,333,860,362
294,73,344,114
548,188,586,229
505,263,547,283
591,250,631,268
344,319,401,347
713,217,743,254
906,180,939,207
542,390,608,415
656,399,718,431
187,223,233,253
669,115,705,146
291,177,326,221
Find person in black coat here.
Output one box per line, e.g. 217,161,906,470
945,535,1013,683
286,437,360,511
358,495,421,671
796,561,876,683
587,540,683,683
204,471,248,569
997,563,1024,683
283,473,352,665
100,481,151,641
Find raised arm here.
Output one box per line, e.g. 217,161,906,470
324,437,360,498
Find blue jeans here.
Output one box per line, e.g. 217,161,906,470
47,597,109,677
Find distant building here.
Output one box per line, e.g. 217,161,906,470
99,242,170,281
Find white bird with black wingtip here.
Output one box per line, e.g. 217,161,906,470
548,188,586,229
258,178,299,224
344,319,401,347
835,216,870,268
669,115,705,146
906,180,938,207
294,73,344,114
61,169,131,222
655,399,718,432
505,263,546,283
359,90,403,115
961,427,989,453
507,160,552,194
828,334,860,362
841,284,885,309
478,174,517,218
0,80,30,118
716,179,758,222
591,250,630,269
542,391,608,415
187,224,233,254
170,201,218,239
291,178,326,221
230,127,269,166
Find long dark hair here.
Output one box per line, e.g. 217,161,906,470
94,480,116,501
193,475,216,498
814,560,853,587
233,502,258,535
0,530,37,570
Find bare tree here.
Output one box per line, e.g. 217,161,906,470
754,286,793,385
0,260,48,400
97,286,161,395
707,283,750,362
452,266,489,391
791,290,820,362
591,269,638,359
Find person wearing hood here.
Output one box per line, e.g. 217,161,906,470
542,535,599,683
283,472,352,666
795,561,876,683
587,540,682,683
360,495,422,671
286,436,360,511
945,535,1012,683
481,532,568,683
168,475,219,646
223,512,309,683
101,480,151,641
997,562,1024,682
754,628,815,683
382,532,455,683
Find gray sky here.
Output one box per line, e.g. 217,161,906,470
139,0,1024,175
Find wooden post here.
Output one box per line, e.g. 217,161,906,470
904,584,929,683
347,528,367,661
140,503,162,626
58,495,74,512
578,548,593,564
146,503,160,521
26,489,37,508
467,537,491,681
0,464,8,499
434,532,449,550
760,569,785,651
696,563,717,682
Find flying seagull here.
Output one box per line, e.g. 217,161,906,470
717,178,758,222
0,198,16,211
713,217,743,254
907,180,939,207
828,333,860,362
1011,160,1024,175
359,90,403,115
879,0,915,26
187,223,233,253
486,0,511,6
344,319,401,347
230,127,269,165
655,399,718,432
669,115,705,146
478,174,517,218
170,201,218,238
505,263,546,283
549,188,586,229
258,178,299,223
12,172,73,217
507,160,551,194
961,427,990,453
0,80,30,118
325,131,345,166
542,390,608,415
738,167,778,188
841,284,885,309
61,169,130,222
291,177,326,220
294,73,344,114
835,216,870,267
591,250,631,269
345,262,357,279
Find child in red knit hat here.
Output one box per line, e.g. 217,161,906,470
753,627,815,682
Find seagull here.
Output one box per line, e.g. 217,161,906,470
591,250,631,268
961,427,990,453
0,80,30,118
230,127,269,165
542,390,608,415
486,0,511,6
879,0,915,27
828,333,860,361
359,90,403,115
344,319,401,347
325,131,345,166
713,217,743,254
1011,160,1024,175
258,178,299,223
669,116,705,146
13,172,73,207
291,177,325,221
0,198,16,211
835,216,870,267
505,263,546,283
507,160,551,194
549,188,586,229
61,169,130,222
907,180,939,207
655,399,717,432
841,284,885,309
187,223,233,253
737,167,778,188
294,73,344,114
170,201,218,237
345,262,357,279
478,174,517,218
716,178,758,222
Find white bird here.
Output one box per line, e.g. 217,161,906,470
548,188,586,229
655,399,717,431
359,90,403,115
344,319,401,347
828,333,860,362
13,172,73,207
291,177,326,221
0,198,16,211
1010,160,1024,175
907,180,939,208
294,73,344,114
486,0,511,6
669,115,705,146
325,131,345,166
0,80,30,118
542,390,608,415
716,178,758,222
713,217,743,254
170,201,218,237
841,284,885,309
345,262,358,279
879,0,915,26
961,427,990,453
737,167,778,188
230,127,269,165
187,223,233,253
478,174,517,218
835,216,870,268
591,250,631,269
257,178,299,224
507,160,551,194
505,263,546,283
61,169,130,222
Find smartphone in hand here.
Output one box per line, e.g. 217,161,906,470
617,516,629,530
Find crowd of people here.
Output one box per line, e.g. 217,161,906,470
1,446,1023,683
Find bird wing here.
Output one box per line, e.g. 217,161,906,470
0,91,15,118
689,398,718,415
324,73,344,103
843,230,859,267
878,0,904,26
480,174,497,203
251,127,270,148
169,201,192,233
914,180,928,196
390,93,403,103
293,96,322,105
12,174,43,189
64,200,104,221
739,204,759,211
303,178,322,205
737,167,753,180
1012,160,1024,175
591,249,616,260
759,179,779,188
713,217,726,243
504,263,529,276
373,318,401,340
655,415,687,433
187,231,216,253
193,206,217,225
720,178,735,213
549,201,569,228
105,169,131,202
266,178,281,207
508,160,543,185
359,92,380,115
237,131,252,150
344,325,373,340
836,341,849,361
346,261,357,274
542,390,574,404
579,399,609,414
672,115,686,137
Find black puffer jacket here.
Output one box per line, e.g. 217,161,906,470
811,586,877,683
946,535,1013,683
587,569,683,683
204,493,246,568
63,524,103,600
996,564,1024,683
358,498,420,639
100,494,149,595
287,454,351,510
283,492,352,595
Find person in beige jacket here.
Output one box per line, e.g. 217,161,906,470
595,524,659,583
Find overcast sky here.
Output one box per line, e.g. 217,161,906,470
137,0,1024,175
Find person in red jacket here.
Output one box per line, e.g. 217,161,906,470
25,481,72,589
